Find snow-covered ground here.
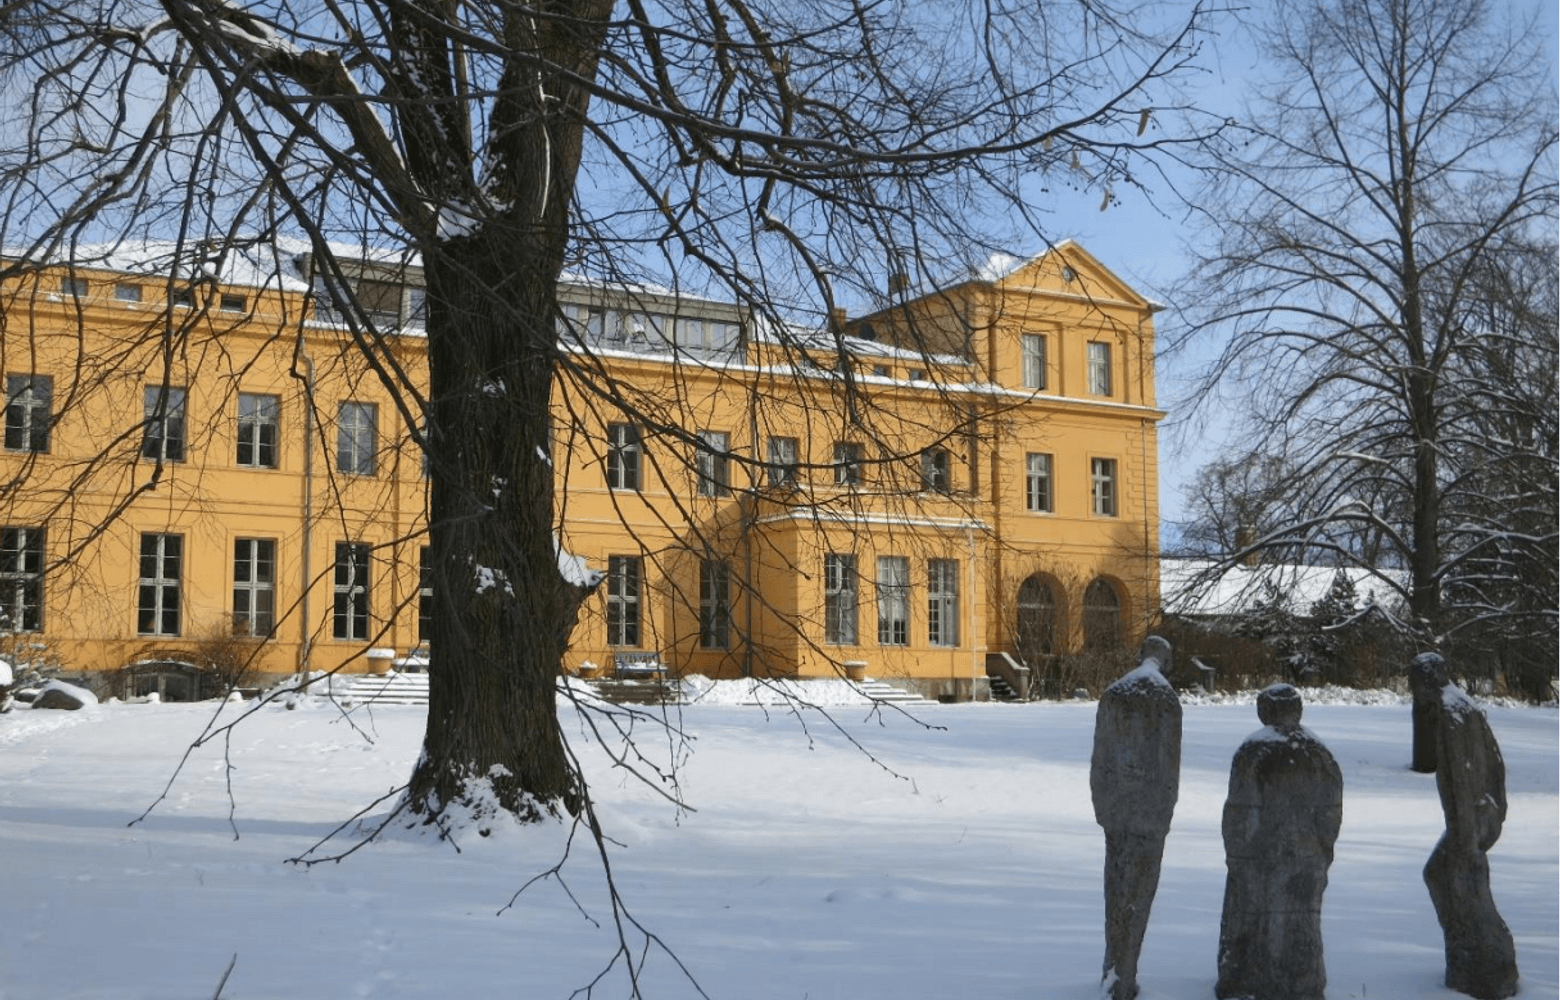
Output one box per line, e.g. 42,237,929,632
1,684,1554,1000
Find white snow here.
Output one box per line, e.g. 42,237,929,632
0,689,1553,999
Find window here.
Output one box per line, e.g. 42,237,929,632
170,288,193,308
875,556,909,646
908,368,926,381
337,401,377,476
60,275,87,298
332,542,370,640
407,287,427,329
220,293,246,313
137,533,182,636
1025,453,1053,513
1084,578,1122,651
927,558,959,647
1021,334,1047,390
824,554,857,645
699,559,730,649
833,442,864,486
142,386,186,462
0,527,45,633
357,279,403,329
232,538,275,637
1091,457,1118,517
5,375,52,453
1087,341,1113,396
767,436,799,488
236,393,279,468
115,282,142,303
921,448,951,493
606,555,642,647
418,547,434,643
605,423,641,491
696,430,729,497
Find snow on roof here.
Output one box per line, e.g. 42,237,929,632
1160,558,1405,618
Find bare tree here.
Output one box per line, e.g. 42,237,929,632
1175,0,1558,676
1,0,1221,827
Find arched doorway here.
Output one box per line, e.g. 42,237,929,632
1014,574,1059,661
1083,577,1122,651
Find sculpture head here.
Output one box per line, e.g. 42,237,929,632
1257,683,1303,730
1409,652,1448,698
1137,635,1173,676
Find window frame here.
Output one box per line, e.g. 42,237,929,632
1025,452,1054,513
605,555,643,647
833,441,864,486
1087,341,1113,397
698,558,730,649
418,546,434,644
332,541,371,641
0,526,45,633
927,558,960,647
1021,333,1048,390
921,448,951,493
605,422,641,491
4,374,52,454
137,533,182,636
232,538,276,638
695,430,730,498
767,436,800,489
823,553,858,645
875,555,909,646
337,401,378,476
236,392,280,469
141,385,187,463
1091,457,1119,517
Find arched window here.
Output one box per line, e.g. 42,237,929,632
1083,578,1122,651
1015,574,1058,658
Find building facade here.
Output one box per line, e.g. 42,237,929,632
0,240,1161,698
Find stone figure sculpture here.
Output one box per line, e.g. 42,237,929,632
1216,684,1342,1000
1090,635,1182,1000
1417,653,1519,999
1409,653,1442,773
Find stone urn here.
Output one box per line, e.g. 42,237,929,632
844,660,868,682
366,648,396,675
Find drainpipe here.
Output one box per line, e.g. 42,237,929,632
295,261,318,679
967,523,978,702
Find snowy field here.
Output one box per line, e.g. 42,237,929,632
1,683,1555,1000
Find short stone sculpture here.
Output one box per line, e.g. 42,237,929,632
1216,684,1342,1000
1418,653,1519,999
1090,635,1181,1000
1409,653,1441,773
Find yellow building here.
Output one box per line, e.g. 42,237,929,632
0,240,1160,699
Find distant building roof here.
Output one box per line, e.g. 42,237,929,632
1160,558,1406,618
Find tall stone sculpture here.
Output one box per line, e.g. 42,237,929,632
1090,635,1182,1000
1409,653,1441,773
1417,653,1519,999
1217,684,1342,1000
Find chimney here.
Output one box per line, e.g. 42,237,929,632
828,307,848,333
1235,526,1260,567
888,272,910,297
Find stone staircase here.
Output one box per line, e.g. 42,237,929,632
851,677,927,704
988,676,1023,702
334,671,430,707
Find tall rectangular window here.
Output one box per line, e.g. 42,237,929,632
1092,457,1119,516
4,375,52,453
876,556,909,646
699,558,730,649
418,546,434,643
927,558,959,647
337,401,377,476
606,555,642,647
332,542,370,640
142,386,186,462
1087,341,1113,396
236,393,279,468
0,527,45,633
606,423,641,490
823,554,857,645
768,436,799,488
921,448,951,493
232,538,275,637
833,441,863,486
1025,453,1054,513
696,430,730,497
137,533,182,636
1021,334,1047,390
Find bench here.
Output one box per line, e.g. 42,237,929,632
612,651,666,679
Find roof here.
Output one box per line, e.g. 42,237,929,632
1160,558,1406,618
